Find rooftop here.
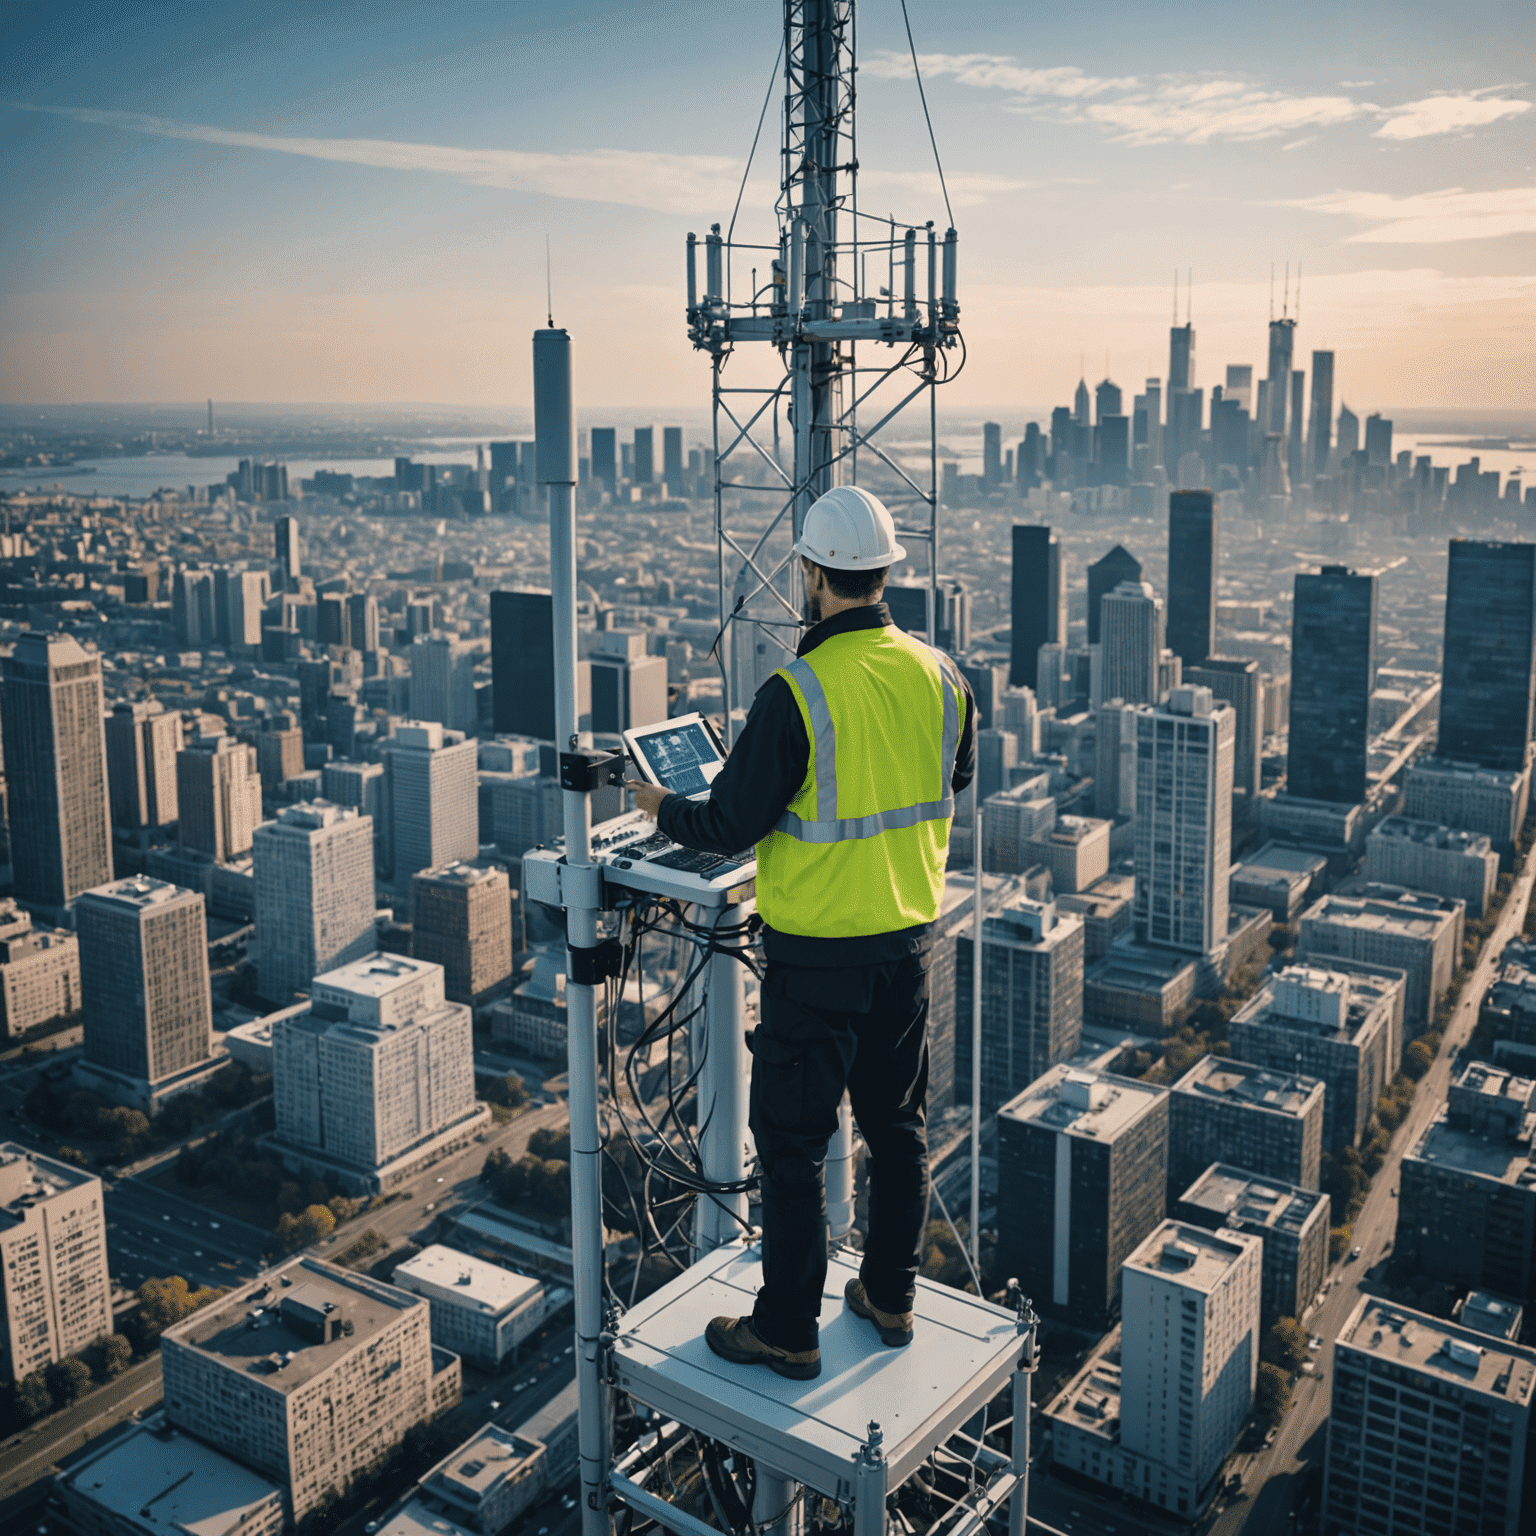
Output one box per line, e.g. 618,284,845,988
58,1416,284,1536
422,1421,539,1505
163,1257,426,1392
1088,939,1198,994
315,950,441,1001
1232,963,1401,1044
77,876,198,913
1035,815,1111,847
377,1506,477,1536
1340,1297,1536,1407
1048,1347,1124,1447
1410,757,1528,790
999,1063,1167,1141
1371,815,1494,856
1123,1220,1263,1292
1232,841,1327,880
0,1142,97,1221
1177,1163,1327,1240
414,862,506,889
1172,1056,1325,1119
1407,1105,1536,1188
1460,1291,1525,1343
393,1245,543,1315
1302,887,1461,939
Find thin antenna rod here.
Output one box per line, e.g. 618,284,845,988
546,235,554,328
1283,260,1290,320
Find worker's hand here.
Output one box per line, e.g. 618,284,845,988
627,780,672,821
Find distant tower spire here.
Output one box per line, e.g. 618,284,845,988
207,398,213,435
1283,261,1290,320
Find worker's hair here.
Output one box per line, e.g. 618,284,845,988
810,560,888,601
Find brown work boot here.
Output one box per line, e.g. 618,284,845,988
845,1278,914,1346
705,1315,821,1380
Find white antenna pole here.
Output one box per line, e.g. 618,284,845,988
970,801,983,1270
535,326,608,1536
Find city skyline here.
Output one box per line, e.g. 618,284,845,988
2,0,1532,408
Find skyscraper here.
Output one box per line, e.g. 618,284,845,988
1143,377,1164,469
1438,540,1535,772
1086,544,1142,646
1100,581,1164,704
982,421,1002,485
1337,403,1359,460
1288,565,1377,804
590,427,617,490
274,515,300,586
176,734,261,862
1010,525,1063,690
1182,657,1262,799
1224,364,1252,413
384,723,479,882
411,863,514,1007
1166,490,1217,668
662,425,684,490
1265,317,1294,436
1,633,113,909
346,592,380,653
1168,322,1194,395
410,634,479,732
1287,369,1306,487
1364,412,1393,468
1134,686,1234,954
253,801,376,1003
105,701,181,831
76,877,214,1104
632,426,654,484
1308,351,1334,478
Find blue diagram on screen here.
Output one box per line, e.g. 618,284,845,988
645,722,721,797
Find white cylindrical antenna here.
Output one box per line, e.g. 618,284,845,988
927,224,937,321
686,232,698,313
942,227,958,320
705,223,723,306
903,227,917,317
534,328,576,487
770,256,786,316
788,217,805,315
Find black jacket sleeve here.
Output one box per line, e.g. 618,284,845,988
656,675,809,855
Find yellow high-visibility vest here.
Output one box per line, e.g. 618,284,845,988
756,624,966,938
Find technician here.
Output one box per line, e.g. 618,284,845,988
627,485,974,1381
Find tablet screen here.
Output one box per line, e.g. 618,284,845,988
634,720,723,796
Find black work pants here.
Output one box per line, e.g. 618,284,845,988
748,952,931,1352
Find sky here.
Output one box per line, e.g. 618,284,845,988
1,0,1533,414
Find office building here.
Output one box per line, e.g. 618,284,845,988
1100,581,1164,704
323,758,388,867
274,515,300,585
981,782,1056,874
1175,1164,1329,1328
1116,1222,1262,1516
632,425,654,483
1366,816,1499,918
1308,351,1334,479
1010,525,1064,690
1056,873,1134,961
253,802,376,1004
1086,544,1142,647
1324,1296,1535,1536
391,1245,545,1369
1168,1056,1325,1195
1404,755,1529,859
661,424,685,491
57,1414,287,1536
0,1145,111,1383
1229,843,1326,922
174,568,216,646
105,700,181,830
1288,565,1376,804
410,634,479,733
1439,540,1536,773
177,734,262,862
589,426,616,490
160,1257,454,1522
1266,317,1294,435
1230,963,1405,1150
1133,687,1234,955
255,725,304,791
955,892,1085,1113
1095,699,1138,820
411,862,513,1006
589,629,668,734
1183,657,1261,800
0,900,79,1036
385,722,478,883
1396,1060,1536,1303
996,1065,1169,1329
492,773,565,863
272,953,484,1188
1458,1291,1524,1342
1298,885,1463,1033
1026,815,1111,894
976,728,1019,804
75,878,217,1112
1,632,113,909
1167,491,1217,667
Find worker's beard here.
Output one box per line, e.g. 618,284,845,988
805,590,822,626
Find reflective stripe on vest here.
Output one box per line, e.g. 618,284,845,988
773,645,962,845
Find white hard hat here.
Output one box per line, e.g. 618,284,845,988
792,486,906,571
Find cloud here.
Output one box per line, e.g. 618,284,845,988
1283,137,1318,151
864,52,1136,99
1283,185,1536,242
1375,93,1532,139
6,100,745,215
1078,81,1366,145
858,168,1038,208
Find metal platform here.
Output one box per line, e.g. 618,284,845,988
610,1242,1025,1502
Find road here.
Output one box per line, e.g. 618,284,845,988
1203,844,1535,1536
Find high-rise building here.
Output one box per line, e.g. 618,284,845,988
226,568,270,648
409,634,479,732
981,420,1002,485
1167,490,1217,668
1133,687,1234,955
1118,1222,1262,1517
1086,544,1142,647
1336,402,1359,460
1403,756,1530,859
323,759,388,869
1100,581,1164,705
1224,364,1252,413
105,700,181,830
1324,1296,1536,1536
391,1245,545,1370
1438,540,1535,773
1308,351,1334,478
1174,1164,1329,1329
1095,700,1139,820
590,427,617,490
173,568,216,647
1364,412,1393,468
996,1065,1169,1329
632,426,654,484
273,953,481,1181
76,877,215,1108
1,633,113,909
177,734,261,862
1365,816,1499,918
1010,525,1064,690
662,425,684,491
1168,1055,1325,1194
0,1145,111,1384
1168,322,1194,395
346,592,380,653
160,1257,449,1522
1288,565,1376,805
955,892,1084,1112
1266,317,1294,436
253,801,376,1004
589,630,668,734
1182,657,1261,800
384,722,479,882
411,863,513,1007
255,725,304,791
1287,369,1306,487
0,900,79,1038
274,515,300,586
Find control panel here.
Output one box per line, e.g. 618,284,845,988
522,810,757,910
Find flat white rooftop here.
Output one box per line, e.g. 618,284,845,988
316,950,439,998
393,1244,543,1315
611,1242,1025,1501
